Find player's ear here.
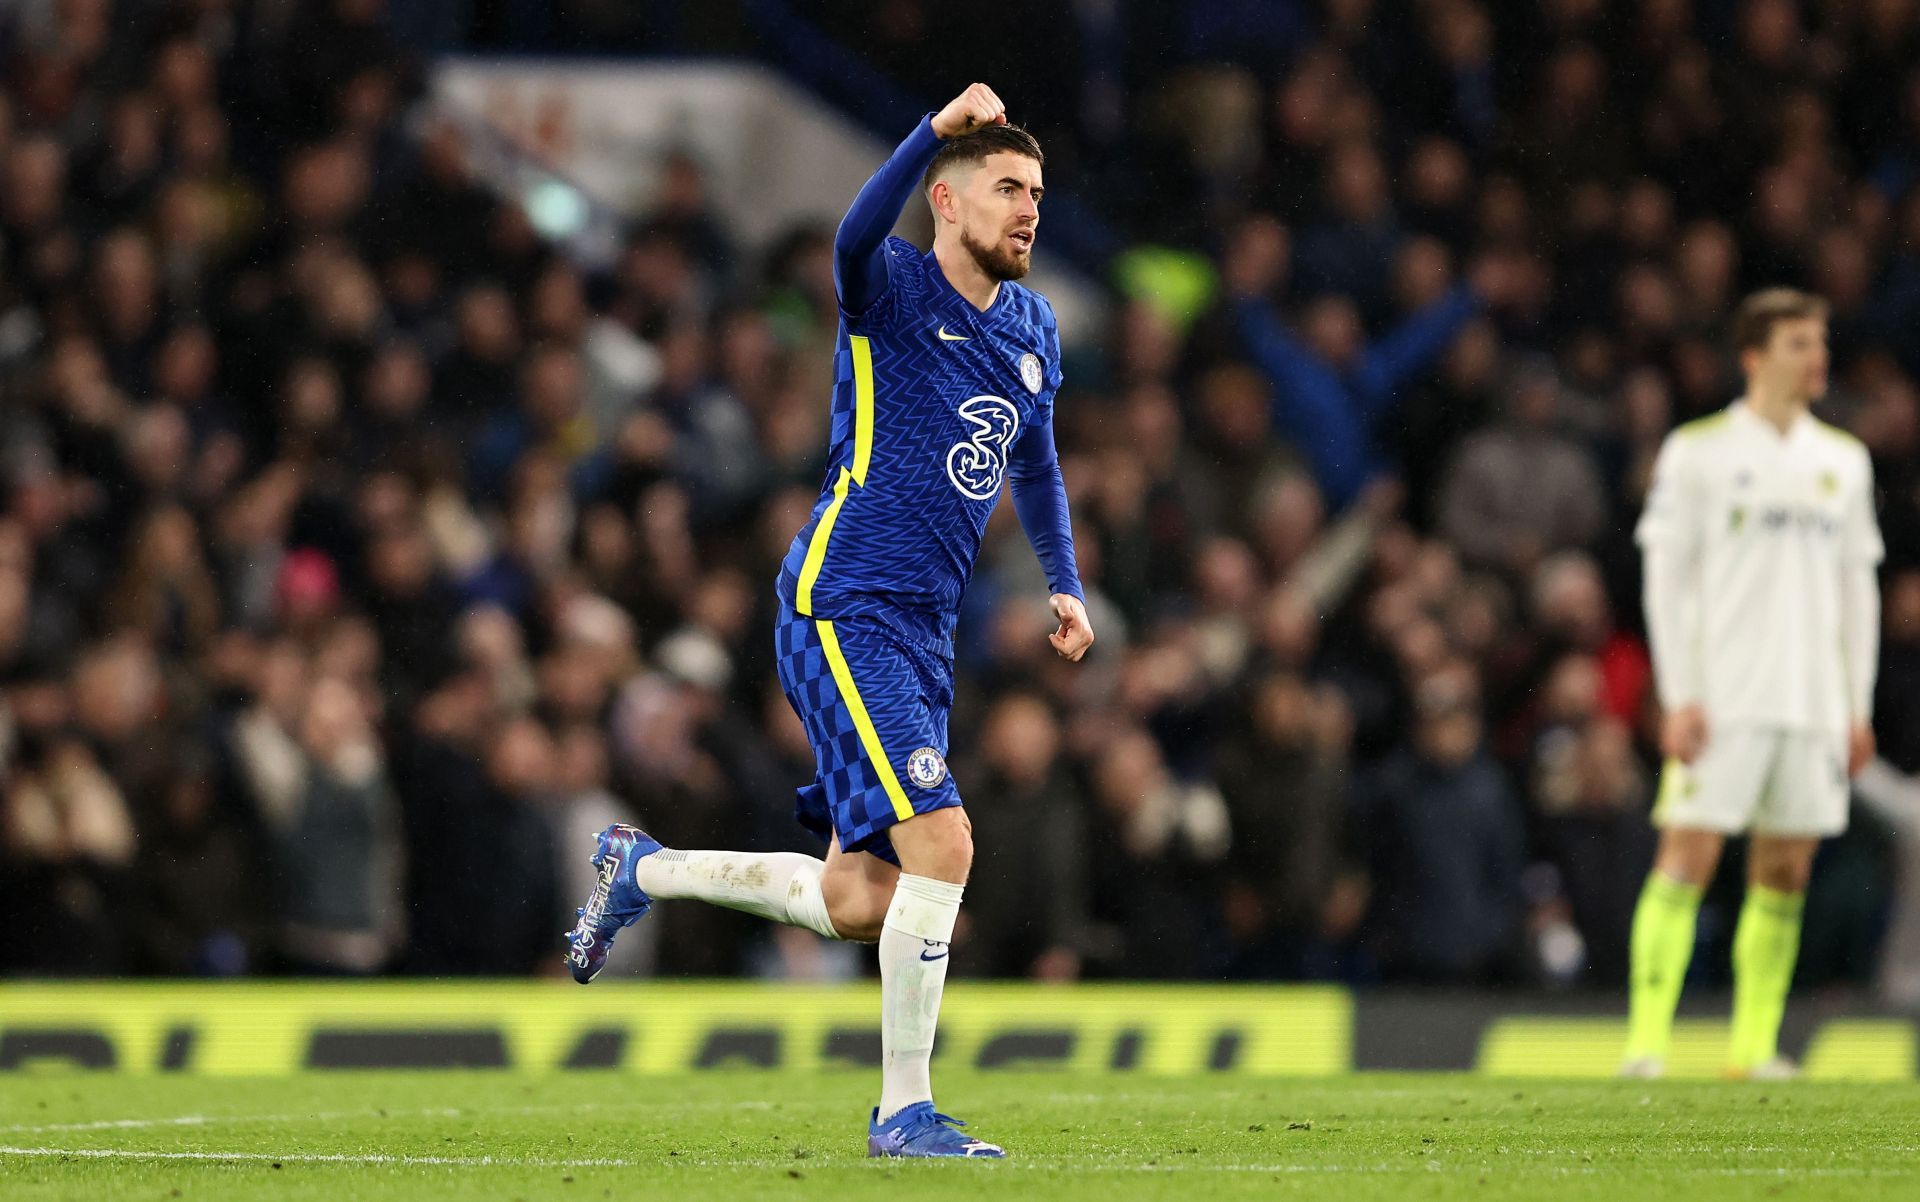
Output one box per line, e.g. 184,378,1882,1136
927,176,958,226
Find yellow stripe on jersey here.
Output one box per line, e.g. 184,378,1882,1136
815,618,914,822
795,466,850,615
849,334,875,484
794,334,878,615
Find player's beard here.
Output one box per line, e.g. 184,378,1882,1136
960,225,1031,283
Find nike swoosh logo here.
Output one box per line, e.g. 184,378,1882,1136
936,326,970,342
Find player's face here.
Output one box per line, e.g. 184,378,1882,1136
1747,316,1829,403
955,152,1042,282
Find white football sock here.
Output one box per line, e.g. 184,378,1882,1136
633,849,840,940
877,873,964,1122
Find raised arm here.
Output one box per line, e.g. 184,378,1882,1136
1233,298,1376,508
835,84,1009,316
833,119,940,316
1350,284,1482,418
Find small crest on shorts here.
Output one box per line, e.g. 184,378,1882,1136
1019,353,1043,395
906,747,948,789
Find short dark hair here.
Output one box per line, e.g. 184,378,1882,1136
1731,287,1828,354
922,123,1044,193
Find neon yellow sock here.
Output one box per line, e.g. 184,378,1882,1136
1728,885,1805,1070
1625,873,1704,1061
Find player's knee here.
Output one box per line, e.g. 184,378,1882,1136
821,875,889,943
891,806,973,884
823,888,886,942
923,811,974,882
1654,828,1722,887
1752,857,1813,894
1748,836,1818,894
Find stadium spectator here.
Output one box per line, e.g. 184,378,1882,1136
1214,669,1359,978
954,692,1092,981
1085,726,1231,978
262,672,403,975
1524,655,1656,985
1437,359,1609,580
1357,665,1525,982
1224,217,1489,508
134,742,265,976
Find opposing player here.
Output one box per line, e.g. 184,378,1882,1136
1624,289,1882,1078
563,84,1092,1157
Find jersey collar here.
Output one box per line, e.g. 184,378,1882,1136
924,246,1009,325
1730,398,1813,446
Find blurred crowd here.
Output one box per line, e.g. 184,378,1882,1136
3,0,1919,994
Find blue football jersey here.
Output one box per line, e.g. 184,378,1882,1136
777,236,1065,644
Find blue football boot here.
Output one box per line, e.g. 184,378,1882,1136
867,1103,1005,1159
563,823,662,983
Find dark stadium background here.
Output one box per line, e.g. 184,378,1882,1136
2,0,1918,1020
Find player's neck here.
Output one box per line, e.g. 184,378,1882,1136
933,240,1003,312
1741,386,1808,435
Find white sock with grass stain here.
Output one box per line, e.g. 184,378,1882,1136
633,849,839,939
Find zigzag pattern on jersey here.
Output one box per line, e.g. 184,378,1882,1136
780,237,1057,632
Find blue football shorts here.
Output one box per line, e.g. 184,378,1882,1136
773,603,963,865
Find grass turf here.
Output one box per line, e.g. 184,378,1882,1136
1,1071,1916,1201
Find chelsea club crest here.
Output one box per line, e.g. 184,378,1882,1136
1019,353,1043,395
907,747,948,789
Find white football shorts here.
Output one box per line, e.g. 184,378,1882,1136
1653,725,1851,837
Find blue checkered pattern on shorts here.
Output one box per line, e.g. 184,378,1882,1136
773,604,961,864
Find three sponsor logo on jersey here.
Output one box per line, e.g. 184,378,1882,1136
945,396,1021,500
935,326,1046,500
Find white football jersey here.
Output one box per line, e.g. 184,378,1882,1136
1635,401,1883,733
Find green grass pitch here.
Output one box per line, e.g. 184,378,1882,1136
2,1071,1916,1201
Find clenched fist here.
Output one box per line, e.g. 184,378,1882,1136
932,83,1008,139
1048,593,1095,662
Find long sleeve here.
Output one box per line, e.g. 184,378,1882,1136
1642,541,1704,709
1636,436,1705,708
1843,559,1881,722
1234,299,1376,508
1350,285,1482,419
1008,414,1083,601
1843,451,1886,722
834,115,943,316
